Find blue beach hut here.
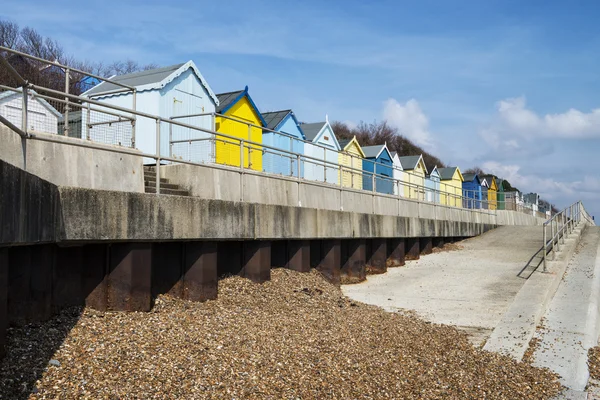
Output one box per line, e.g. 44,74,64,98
362,143,394,195
462,173,483,209
262,110,305,176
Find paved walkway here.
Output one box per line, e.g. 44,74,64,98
342,226,544,345
532,227,600,392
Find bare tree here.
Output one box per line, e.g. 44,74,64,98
0,19,158,97
332,120,446,171
0,20,20,49
464,166,484,175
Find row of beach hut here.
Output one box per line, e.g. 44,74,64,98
0,60,536,211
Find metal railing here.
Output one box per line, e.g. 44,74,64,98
0,47,564,218
542,201,594,271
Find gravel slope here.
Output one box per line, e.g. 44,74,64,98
1,269,562,399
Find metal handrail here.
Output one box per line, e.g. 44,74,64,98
0,59,571,216
542,201,592,271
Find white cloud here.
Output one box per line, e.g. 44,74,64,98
496,96,600,138
482,161,580,200
383,98,434,149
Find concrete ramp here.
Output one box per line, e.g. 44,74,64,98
342,226,545,345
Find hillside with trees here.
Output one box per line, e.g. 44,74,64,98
0,19,157,95
331,120,445,172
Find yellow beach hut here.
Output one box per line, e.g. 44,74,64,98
398,155,428,200
338,136,365,189
481,175,498,210
214,86,265,171
438,167,464,207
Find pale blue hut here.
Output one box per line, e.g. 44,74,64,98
301,118,341,184
425,166,441,203
262,110,305,176
83,61,219,163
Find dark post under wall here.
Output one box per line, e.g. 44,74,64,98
108,243,152,312
183,241,218,301
51,244,108,312
405,238,420,260
387,238,405,267
286,240,310,273
433,237,445,249
317,239,341,285
420,237,433,255
217,241,242,277
83,244,109,311
53,246,85,310
271,241,287,269
341,239,366,283
0,248,7,358
152,243,183,299
241,241,271,283
8,244,53,325
367,238,387,274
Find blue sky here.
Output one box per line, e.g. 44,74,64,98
4,0,600,217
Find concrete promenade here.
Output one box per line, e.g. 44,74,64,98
342,226,544,344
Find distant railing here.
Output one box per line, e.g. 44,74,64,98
542,201,594,271
0,46,563,219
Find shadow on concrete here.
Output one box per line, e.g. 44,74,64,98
0,306,83,399
517,246,545,279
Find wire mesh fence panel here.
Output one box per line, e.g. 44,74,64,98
0,88,60,134
262,147,296,177
168,115,214,164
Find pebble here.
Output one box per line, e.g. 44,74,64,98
0,268,562,399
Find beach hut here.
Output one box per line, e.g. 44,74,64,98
261,110,305,176
497,179,506,210
362,143,394,195
524,192,540,213
439,167,464,207
391,152,405,196
0,88,61,134
338,136,365,189
301,118,341,184
480,175,498,210
462,173,483,209
398,155,427,200
84,61,219,161
425,166,441,203
215,86,265,171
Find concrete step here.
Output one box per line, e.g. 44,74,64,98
143,176,168,184
482,223,587,361
143,180,180,190
144,186,189,196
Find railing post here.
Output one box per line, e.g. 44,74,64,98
296,153,301,207
169,121,173,158
339,164,343,211
551,218,556,259
323,147,327,183
247,124,252,170
155,118,161,195
64,68,70,136
556,218,561,252
85,102,91,140
240,139,245,202
372,172,376,193
543,223,547,272
21,86,28,134
131,89,137,148
561,213,566,244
